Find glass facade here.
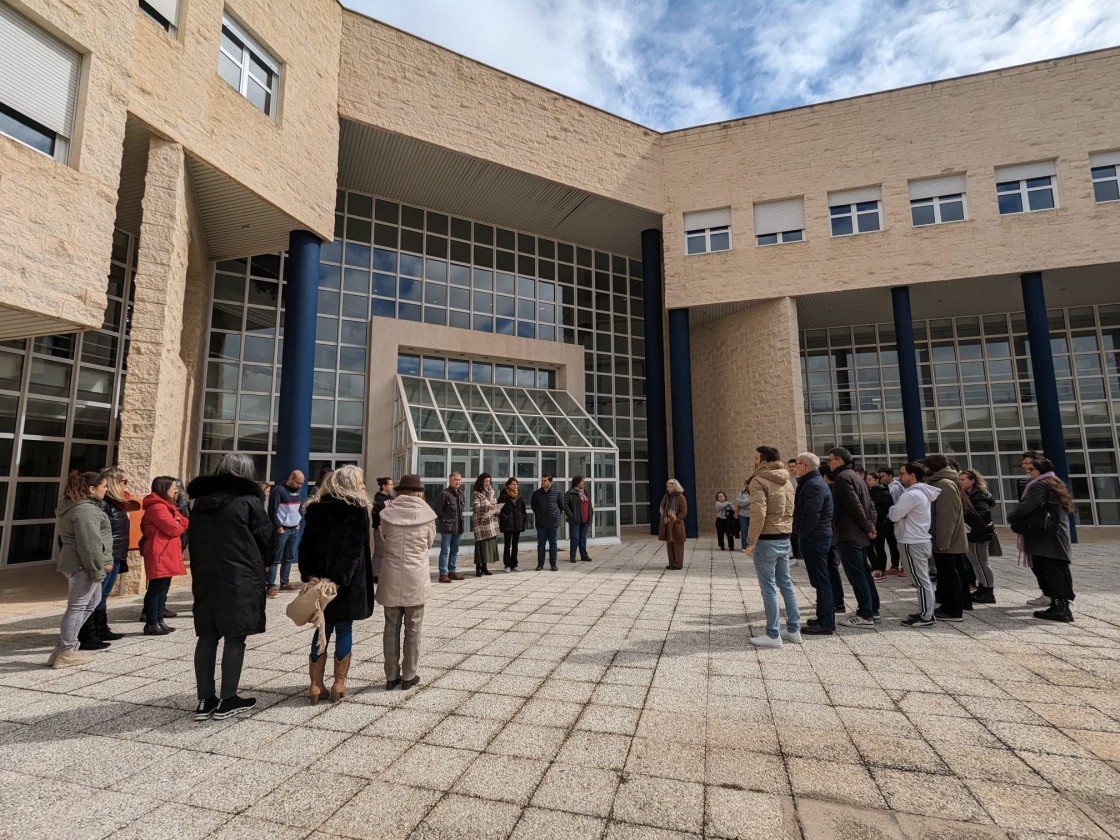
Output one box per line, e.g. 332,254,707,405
0,231,136,566
801,303,1120,525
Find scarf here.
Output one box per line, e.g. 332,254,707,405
660,491,681,519
577,488,587,504
1017,471,1056,569
505,486,519,501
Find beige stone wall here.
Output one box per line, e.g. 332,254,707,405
689,298,805,534
338,12,664,214
660,48,1120,309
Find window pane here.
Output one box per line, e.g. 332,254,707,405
1094,180,1120,202
939,199,965,222
219,51,242,89
1027,188,1055,211
831,215,853,236
911,204,936,226
685,235,706,255
709,231,730,251
997,192,1023,214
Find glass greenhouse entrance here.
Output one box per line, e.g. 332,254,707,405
393,375,620,544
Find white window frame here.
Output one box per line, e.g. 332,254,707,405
995,162,1058,215
756,230,803,246
685,225,731,255
1090,151,1120,204
753,197,805,246
218,13,280,118
910,194,967,226
828,187,882,237
683,208,732,255
139,0,179,36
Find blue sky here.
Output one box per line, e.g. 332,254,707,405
341,0,1120,131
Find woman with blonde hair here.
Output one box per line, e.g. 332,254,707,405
298,465,374,702
81,467,139,646
658,479,688,569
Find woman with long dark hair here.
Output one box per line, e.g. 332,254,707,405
471,473,500,576
140,476,189,636
959,468,996,603
83,466,139,645
1007,456,1076,622
372,476,394,581
498,477,527,571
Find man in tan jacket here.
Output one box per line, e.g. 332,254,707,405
745,446,800,648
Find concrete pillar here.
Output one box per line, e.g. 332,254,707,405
891,286,926,461
640,228,668,535
668,308,699,538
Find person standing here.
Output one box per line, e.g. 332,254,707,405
745,447,800,647
826,447,880,629
889,462,940,627
866,472,893,579
959,469,996,604
433,473,466,583
735,480,751,553
1008,456,1076,622
140,476,189,636
498,478,527,571
792,453,835,636
47,471,113,669
787,459,803,561
714,492,737,551
563,476,594,563
266,470,305,597
923,453,970,622
877,467,904,576
372,477,394,582
471,473,500,576
187,453,273,721
299,465,375,703
658,479,688,570
377,474,436,690
87,467,138,645
531,475,563,571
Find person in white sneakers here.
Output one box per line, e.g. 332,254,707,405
745,446,801,648
888,462,941,627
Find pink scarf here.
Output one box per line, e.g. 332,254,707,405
1017,471,1056,568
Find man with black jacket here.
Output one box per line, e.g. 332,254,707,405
531,475,564,571
432,473,465,583
825,447,880,629
792,452,836,635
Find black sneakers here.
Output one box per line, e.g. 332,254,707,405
212,695,257,720
901,616,935,628
194,696,220,721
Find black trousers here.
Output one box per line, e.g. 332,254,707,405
715,518,737,549
1032,555,1075,599
802,535,834,630
503,531,520,568
195,635,246,701
828,548,847,608
932,553,964,617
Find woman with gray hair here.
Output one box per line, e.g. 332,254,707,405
658,479,688,569
186,453,273,722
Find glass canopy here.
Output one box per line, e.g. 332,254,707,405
393,375,620,541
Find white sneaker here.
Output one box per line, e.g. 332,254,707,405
1026,596,1050,606
839,614,876,629
750,634,783,648
789,558,801,567
780,629,803,644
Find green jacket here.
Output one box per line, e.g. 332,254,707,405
926,467,968,554
53,499,113,581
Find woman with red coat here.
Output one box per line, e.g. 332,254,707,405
141,476,189,636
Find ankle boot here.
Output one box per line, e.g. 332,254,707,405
1035,598,1074,622
308,654,329,704
475,565,483,577
972,586,996,604
94,608,124,641
143,623,169,636
330,653,352,702
158,620,176,633
78,615,110,650
481,565,492,576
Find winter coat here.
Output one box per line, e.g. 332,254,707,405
372,491,393,529
299,495,375,623
965,488,995,543
97,496,138,570
830,465,875,546
432,486,465,535
793,472,833,542
562,487,594,525
187,474,273,639
53,498,112,580
747,462,795,546
926,467,968,554
657,492,688,543
471,487,501,541
888,483,940,544
497,491,527,533
1008,480,1072,563
869,484,892,527
376,495,437,608
141,494,188,580
531,484,564,529
176,495,191,552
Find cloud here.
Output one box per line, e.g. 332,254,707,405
341,0,1120,130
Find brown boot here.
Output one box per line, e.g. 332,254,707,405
308,654,328,705
330,653,352,702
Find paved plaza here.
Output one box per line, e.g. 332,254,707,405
1,534,1118,839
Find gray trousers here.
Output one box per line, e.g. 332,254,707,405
900,542,935,621
383,605,424,682
60,570,102,649
967,540,995,588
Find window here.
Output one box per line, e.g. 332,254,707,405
909,174,967,226
683,209,731,254
1090,151,1120,203
754,198,805,246
218,13,279,117
0,2,81,163
829,187,882,236
139,0,179,35
995,161,1057,214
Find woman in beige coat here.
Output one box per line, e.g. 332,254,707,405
376,473,436,690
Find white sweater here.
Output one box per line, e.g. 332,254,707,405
887,483,940,544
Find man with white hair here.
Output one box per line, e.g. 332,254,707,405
792,453,836,636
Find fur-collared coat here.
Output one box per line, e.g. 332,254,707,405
299,495,374,623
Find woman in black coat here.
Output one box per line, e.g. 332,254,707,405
497,477,528,571
298,465,374,703
866,473,893,578
1007,456,1075,623
186,453,273,722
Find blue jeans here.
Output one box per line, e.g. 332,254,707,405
800,535,835,630
98,558,121,610
537,527,558,568
268,527,299,587
569,521,589,560
143,577,171,623
738,516,750,548
837,542,880,618
752,538,800,638
310,620,353,662
439,532,461,576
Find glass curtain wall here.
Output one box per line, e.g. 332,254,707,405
0,230,136,566
802,304,1120,524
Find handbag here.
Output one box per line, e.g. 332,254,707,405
1009,501,1058,538
285,577,338,656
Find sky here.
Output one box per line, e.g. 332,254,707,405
341,0,1120,132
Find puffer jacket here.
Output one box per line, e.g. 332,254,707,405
376,495,437,608
869,484,892,527
793,471,833,541
747,462,795,546
831,465,875,546
498,491,527,533
141,494,188,579
965,488,995,543
926,466,968,554
531,484,564,529
53,498,112,580
97,496,139,571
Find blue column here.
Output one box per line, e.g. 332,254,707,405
641,229,668,535
273,230,321,494
1021,272,1077,542
891,286,926,461
667,308,698,538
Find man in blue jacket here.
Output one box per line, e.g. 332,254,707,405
531,475,563,571
266,470,304,597
792,453,836,635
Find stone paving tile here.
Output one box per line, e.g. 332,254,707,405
530,762,621,817
509,807,606,839
411,793,521,839
706,788,795,840
611,773,706,833
456,754,549,805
